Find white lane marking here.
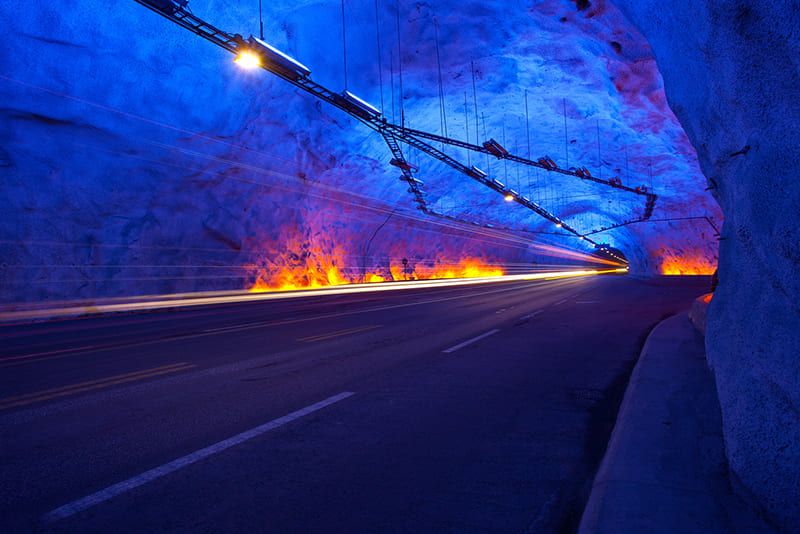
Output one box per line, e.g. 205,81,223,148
554,299,568,306
519,310,543,321
0,345,96,362
443,329,501,354
202,322,261,333
42,391,355,523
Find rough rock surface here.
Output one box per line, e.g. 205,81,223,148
0,0,720,303
611,0,800,530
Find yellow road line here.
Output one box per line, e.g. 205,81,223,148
0,363,195,411
298,324,382,343
0,363,191,403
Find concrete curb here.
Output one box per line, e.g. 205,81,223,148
577,313,673,534
577,306,777,534
688,293,712,335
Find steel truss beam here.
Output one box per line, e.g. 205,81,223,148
133,0,658,246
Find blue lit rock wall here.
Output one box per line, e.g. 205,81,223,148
0,0,717,302
611,0,800,529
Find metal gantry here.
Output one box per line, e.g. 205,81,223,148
582,215,719,237
132,0,657,248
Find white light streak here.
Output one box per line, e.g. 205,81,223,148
0,269,626,322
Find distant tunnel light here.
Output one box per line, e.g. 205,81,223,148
234,50,261,69
504,194,514,202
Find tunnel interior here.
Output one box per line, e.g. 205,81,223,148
4,1,800,530
0,0,719,299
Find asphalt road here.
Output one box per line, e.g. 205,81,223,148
0,274,710,533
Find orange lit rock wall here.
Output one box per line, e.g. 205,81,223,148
659,255,716,275
244,197,517,292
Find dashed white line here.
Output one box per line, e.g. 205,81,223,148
554,299,568,306
202,322,261,333
443,329,501,354
0,345,96,363
519,310,544,321
42,391,355,523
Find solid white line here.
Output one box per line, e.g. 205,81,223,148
554,299,568,306
442,329,501,354
42,391,355,524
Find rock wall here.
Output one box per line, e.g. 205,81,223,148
0,0,721,305
610,0,800,529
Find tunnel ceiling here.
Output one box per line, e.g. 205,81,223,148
0,0,721,301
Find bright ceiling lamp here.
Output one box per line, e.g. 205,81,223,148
504,194,514,202
235,50,261,69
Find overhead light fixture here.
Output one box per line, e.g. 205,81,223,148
234,50,261,69
504,194,514,202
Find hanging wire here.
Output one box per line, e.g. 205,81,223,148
434,17,448,146
390,50,395,124
375,0,384,114
258,0,264,39
341,0,348,91
502,116,508,185
481,112,489,175
464,92,471,167
471,61,479,144
525,89,531,185
596,119,601,180
396,0,404,128
563,98,569,170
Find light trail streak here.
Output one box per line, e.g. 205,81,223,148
0,268,626,322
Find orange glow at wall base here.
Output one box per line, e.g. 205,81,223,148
248,258,505,293
660,255,717,275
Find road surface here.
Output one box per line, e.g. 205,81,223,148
0,274,709,533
